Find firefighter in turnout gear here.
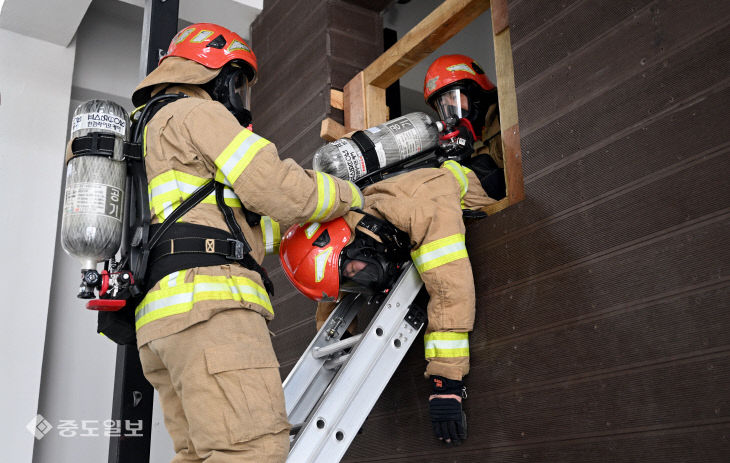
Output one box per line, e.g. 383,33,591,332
278,54,505,446
425,54,505,200
280,159,497,445
130,23,363,462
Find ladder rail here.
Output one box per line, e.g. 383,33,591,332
286,263,425,462
283,293,364,425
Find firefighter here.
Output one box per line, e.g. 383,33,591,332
424,54,505,200
130,23,364,462
280,158,497,445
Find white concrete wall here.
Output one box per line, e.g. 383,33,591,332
31,1,177,461
31,0,262,461
0,0,92,46
0,27,76,463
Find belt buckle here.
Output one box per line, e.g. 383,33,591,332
205,239,215,253
226,239,244,260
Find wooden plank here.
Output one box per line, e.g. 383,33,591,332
481,197,510,215
520,24,730,176
512,0,655,87
516,0,730,131
319,117,348,141
344,71,366,130
491,17,524,206
469,158,730,332
329,89,344,110
491,0,509,34
497,89,730,238
347,353,730,459
365,84,387,127
362,0,490,89
503,122,525,203
492,26,519,130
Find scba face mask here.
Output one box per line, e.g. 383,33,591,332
338,232,403,295
434,88,469,122
210,63,253,126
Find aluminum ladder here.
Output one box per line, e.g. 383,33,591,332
283,263,427,462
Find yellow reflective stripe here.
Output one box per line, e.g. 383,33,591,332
201,186,242,208
441,160,468,200
261,216,281,255
193,275,273,313
424,331,470,358
135,274,273,330
215,130,269,184
159,270,186,289
308,172,337,222
148,170,208,220
348,181,364,209
143,125,148,158
135,283,194,329
190,29,213,43
148,171,242,221
410,233,467,273
214,169,231,185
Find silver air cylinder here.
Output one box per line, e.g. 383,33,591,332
313,112,439,182
61,100,129,271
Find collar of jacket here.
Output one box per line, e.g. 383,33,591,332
152,83,212,101
481,103,500,141
132,56,221,106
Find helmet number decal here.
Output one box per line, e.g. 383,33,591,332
190,30,214,43
305,222,321,239
173,28,194,44
426,76,439,92
314,247,333,283
228,40,251,52
446,63,476,75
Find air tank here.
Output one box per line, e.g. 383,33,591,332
61,100,128,271
313,112,439,182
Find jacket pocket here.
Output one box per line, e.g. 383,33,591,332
205,340,290,444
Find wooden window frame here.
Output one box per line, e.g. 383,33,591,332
321,0,524,214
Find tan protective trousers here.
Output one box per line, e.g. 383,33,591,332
139,309,290,462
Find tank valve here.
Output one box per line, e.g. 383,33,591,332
78,269,100,299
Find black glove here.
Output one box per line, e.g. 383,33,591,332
428,375,467,445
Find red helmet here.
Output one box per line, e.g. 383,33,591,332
162,23,258,82
279,219,352,301
423,54,494,104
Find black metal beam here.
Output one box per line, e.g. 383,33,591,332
141,0,180,75
384,28,402,119
108,1,179,462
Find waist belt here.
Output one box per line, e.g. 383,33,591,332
142,181,273,296
146,223,247,290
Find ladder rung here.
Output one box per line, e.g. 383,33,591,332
324,353,352,370
312,334,363,359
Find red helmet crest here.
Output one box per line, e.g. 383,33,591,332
279,219,352,301
162,23,258,81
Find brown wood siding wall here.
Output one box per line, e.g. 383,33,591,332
249,0,383,397
255,0,730,461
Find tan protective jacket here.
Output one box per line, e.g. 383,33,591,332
474,103,503,168
133,84,363,347
318,161,496,380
